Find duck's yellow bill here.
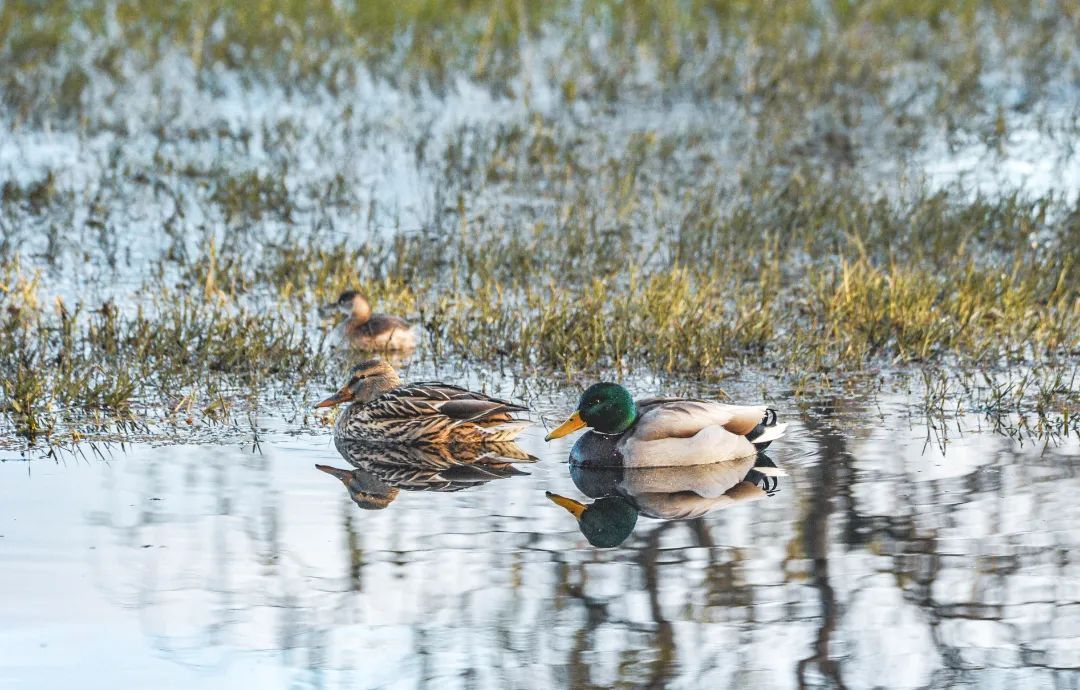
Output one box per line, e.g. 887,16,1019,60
544,410,586,441
315,386,353,408
546,491,586,520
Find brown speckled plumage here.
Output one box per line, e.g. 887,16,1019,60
318,360,531,444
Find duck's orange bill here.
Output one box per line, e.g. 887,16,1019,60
544,410,586,441
315,386,353,408
545,492,586,520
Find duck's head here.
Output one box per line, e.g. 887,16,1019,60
545,382,637,441
315,359,402,408
321,290,372,321
315,464,399,509
546,491,639,548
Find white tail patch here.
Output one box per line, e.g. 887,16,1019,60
753,423,787,446
754,465,788,477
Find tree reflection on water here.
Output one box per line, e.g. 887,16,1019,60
76,397,1079,688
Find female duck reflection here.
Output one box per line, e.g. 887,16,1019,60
317,439,536,510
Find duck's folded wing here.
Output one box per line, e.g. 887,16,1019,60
429,398,525,423
358,314,412,337
400,383,530,412
363,385,528,420
632,400,768,440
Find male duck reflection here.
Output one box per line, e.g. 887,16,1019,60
544,382,786,466
317,439,535,510
321,290,416,351
316,359,531,444
546,453,785,547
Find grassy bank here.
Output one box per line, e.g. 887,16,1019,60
3,172,1077,446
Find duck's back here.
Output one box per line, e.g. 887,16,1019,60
336,383,529,444
345,314,416,350
633,399,770,439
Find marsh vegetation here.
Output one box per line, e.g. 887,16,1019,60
1,0,1078,449
4,5,1080,688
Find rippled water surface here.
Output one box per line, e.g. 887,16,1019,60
3,393,1078,689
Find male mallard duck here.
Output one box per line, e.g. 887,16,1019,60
315,359,530,444
546,453,785,547
544,382,786,467
322,290,416,351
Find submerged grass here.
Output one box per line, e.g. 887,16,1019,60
0,260,332,446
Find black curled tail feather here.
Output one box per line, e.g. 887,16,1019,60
746,408,779,450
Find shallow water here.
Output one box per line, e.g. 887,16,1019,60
3,6,1079,687
3,393,1078,689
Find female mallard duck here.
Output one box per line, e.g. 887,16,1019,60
315,359,530,444
322,290,416,351
545,453,785,547
544,382,786,467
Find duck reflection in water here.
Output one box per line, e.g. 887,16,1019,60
546,453,785,547
317,438,536,510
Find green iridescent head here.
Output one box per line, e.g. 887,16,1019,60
545,382,638,441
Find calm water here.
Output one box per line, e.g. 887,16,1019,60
2,392,1078,689
4,7,1079,688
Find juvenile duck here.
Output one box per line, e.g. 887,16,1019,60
323,290,416,351
316,359,530,444
545,382,786,467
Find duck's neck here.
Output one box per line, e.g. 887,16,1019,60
350,298,372,324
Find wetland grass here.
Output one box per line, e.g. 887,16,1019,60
1,1,1078,449
3,172,1076,447
0,261,331,447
